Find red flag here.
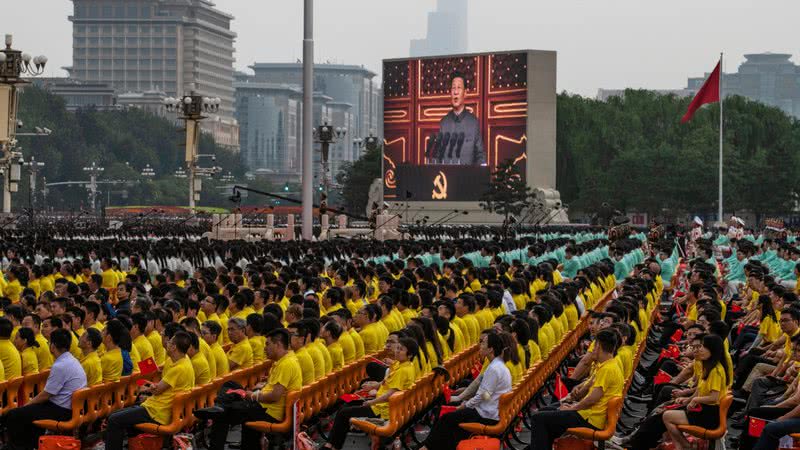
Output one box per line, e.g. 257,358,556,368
554,373,569,400
681,61,721,123
138,357,158,375
654,370,672,385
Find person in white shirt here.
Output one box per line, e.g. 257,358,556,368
418,330,512,450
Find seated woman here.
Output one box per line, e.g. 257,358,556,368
418,330,512,450
322,336,418,450
15,327,39,375
624,334,729,450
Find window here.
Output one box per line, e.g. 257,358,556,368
166,26,176,34
152,60,163,68
88,6,98,18
126,48,138,56
89,48,99,56
102,26,111,33
153,26,162,33
165,48,176,56
114,6,124,18
126,37,137,45
128,25,137,33
89,26,98,33
88,37,99,45
141,26,150,33
101,37,112,46
128,6,138,18
140,48,150,57
75,5,85,17
152,48,163,56
114,37,124,45
102,6,112,18
165,37,176,45
75,25,85,33
141,6,151,18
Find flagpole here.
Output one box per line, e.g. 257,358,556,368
718,52,724,224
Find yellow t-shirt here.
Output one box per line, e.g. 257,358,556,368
147,332,166,367
760,315,781,343
199,339,216,378
538,328,553,357
4,280,22,304
249,336,266,364
101,347,123,382
134,335,155,363
696,363,726,403
615,345,634,378
313,340,332,374
687,303,698,322
294,347,316,385
80,351,103,386
349,329,365,359
337,331,356,364
33,333,53,370
101,269,117,290
227,339,253,369
142,355,195,425
21,346,39,375
0,339,21,379
578,358,624,429
328,342,344,371
211,342,229,376
371,361,415,419
359,323,382,354
505,360,523,384
190,352,211,385
305,343,326,380
260,351,302,421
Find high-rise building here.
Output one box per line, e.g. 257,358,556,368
687,53,800,119
67,0,239,149
235,63,381,181
410,0,468,57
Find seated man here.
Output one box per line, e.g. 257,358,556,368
528,329,623,450
6,329,87,450
104,331,195,450
208,329,302,450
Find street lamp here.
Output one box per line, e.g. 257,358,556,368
22,155,44,212
83,162,105,212
164,92,220,210
313,117,346,202
141,164,155,177
0,34,47,214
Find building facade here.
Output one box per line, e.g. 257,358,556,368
410,0,468,57
67,0,238,149
235,63,381,182
687,53,800,119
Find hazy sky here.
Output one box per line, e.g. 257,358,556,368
4,0,796,97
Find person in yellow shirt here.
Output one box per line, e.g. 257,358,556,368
287,321,316,385
527,329,623,450
322,337,418,450
321,320,345,371
355,305,384,354
303,319,332,376
79,328,103,386
201,321,229,376
226,318,253,370
99,259,118,291
245,314,266,365
0,318,21,379
130,313,155,364
105,331,195,450
187,332,211,385
22,314,54,370
208,328,302,450
146,311,167,367
101,319,129,382
3,268,23,304
15,327,39,375
329,310,357,363
623,334,729,450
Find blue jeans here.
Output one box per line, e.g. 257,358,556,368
754,418,800,450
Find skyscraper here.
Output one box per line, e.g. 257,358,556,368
67,0,238,149
410,0,468,57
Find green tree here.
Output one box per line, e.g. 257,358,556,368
480,159,533,235
335,145,382,216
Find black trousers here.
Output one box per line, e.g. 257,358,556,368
105,406,157,450
649,383,681,412
422,408,498,450
209,404,277,450
528,410,595,450
738,406,792,450
744,378,787,412
734,348,770,391
6,400,71,450
628,405,719,450
326,400,377,450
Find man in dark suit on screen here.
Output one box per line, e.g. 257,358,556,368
435,72,485,166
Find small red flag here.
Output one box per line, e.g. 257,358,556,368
670,329,683,343
555,373,569,400
681,61,721,123
654,370,672,385
138,357,158,375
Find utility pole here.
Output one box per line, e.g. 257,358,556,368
301,0,314,240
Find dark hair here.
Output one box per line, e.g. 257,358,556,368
397,336,420,361
50,328,72,352
701,334,729,386
595,329,619,354
485,330,505,358
171,331,191,354
323,320,342,340
0,317,13,339
202,321,222,339
267,328,290,349
84,327,103,349
451,71,466,86
17,327,39,347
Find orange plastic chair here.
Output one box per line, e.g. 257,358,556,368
561,397,623,449
134,390,193,435
676,394,733,442
33,388,93,433
244,390,300,435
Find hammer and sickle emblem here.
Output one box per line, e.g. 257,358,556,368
432,171,448,200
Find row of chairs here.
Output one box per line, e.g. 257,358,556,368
347,289,616,448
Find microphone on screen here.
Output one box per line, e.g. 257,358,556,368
454,132,465,159
438,132,451,162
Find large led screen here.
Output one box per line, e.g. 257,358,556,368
382,51,529,202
